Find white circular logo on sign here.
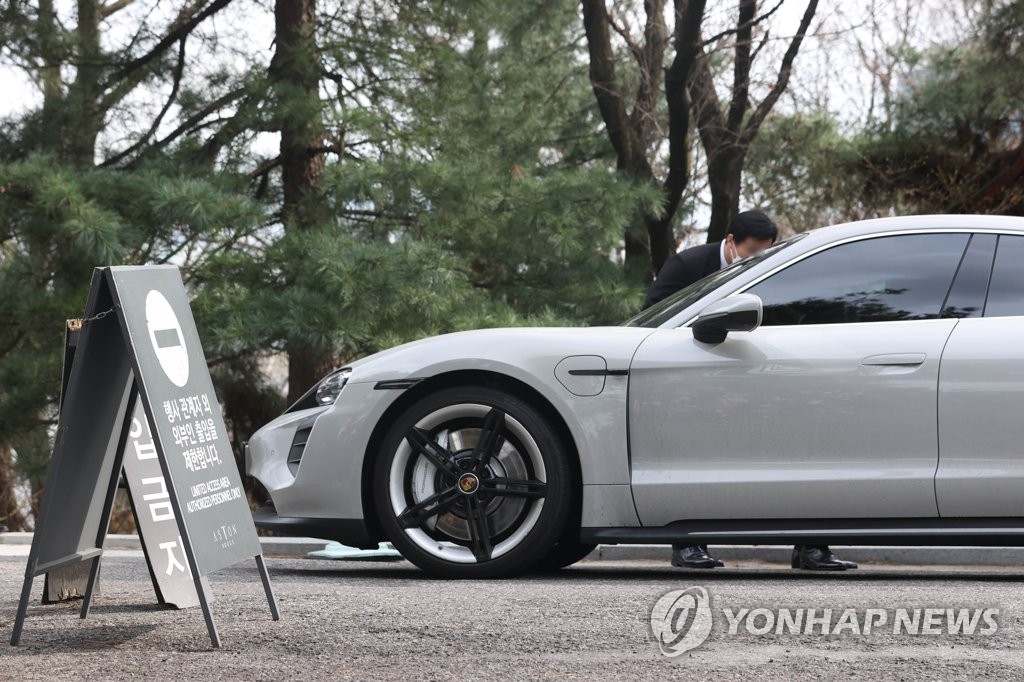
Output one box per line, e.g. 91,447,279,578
145,289,189,387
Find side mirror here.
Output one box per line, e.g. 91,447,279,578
691,293,763,344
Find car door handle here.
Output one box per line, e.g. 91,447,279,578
860,353,927,366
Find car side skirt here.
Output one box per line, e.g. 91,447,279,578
582,517,1024,547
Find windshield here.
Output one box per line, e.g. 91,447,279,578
623,234,807,328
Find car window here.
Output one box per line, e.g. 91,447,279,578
623,235,806,328
941,233,996,319
748,234,969,326
985,235,1024,317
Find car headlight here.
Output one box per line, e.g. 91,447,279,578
315,368,352,406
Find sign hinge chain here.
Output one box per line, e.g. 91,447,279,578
67,306,116,331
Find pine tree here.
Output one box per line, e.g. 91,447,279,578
0,0,263,525
196,0,658,374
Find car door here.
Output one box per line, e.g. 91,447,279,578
936,233,1024,516
629,232,969,526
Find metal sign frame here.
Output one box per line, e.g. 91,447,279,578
10,266,279,648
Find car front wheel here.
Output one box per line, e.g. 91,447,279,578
373,385,572,578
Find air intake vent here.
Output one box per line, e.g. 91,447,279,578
287,424,313,475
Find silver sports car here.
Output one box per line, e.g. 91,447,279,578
246,215,1024,577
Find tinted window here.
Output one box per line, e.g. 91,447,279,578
749,234,968,326
985,235,1024,317
623,235,806,328
941,233,996,319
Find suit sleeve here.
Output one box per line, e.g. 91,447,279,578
642,254,696,309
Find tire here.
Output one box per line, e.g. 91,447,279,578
373,385,572,578
532,542,597,572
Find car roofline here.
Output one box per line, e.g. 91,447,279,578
656,215,1024,329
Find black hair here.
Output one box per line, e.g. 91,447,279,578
728,209,778,244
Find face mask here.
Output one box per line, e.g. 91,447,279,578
726,239,740,264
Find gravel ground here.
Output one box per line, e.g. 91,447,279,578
2,554,1024,680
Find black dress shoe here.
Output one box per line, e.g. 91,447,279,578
791,544,857,571
819,546,858,570
672,544,724,569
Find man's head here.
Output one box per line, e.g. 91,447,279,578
724,209,779,264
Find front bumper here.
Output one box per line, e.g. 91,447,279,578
246,380,400,524
252,503,379,548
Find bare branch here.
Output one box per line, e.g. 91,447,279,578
742,0,820,146
248,155,282,180
99,0,135,20
700,0,784,48
108,0,234,81
100,37,188,168
606,11,643,65
143,87,250,159
750,27,771,63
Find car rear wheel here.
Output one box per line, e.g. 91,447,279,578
373,385,572,578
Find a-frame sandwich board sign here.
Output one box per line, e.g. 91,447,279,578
10,265,279,648
42,319,203,609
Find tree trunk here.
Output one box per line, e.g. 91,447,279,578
0,445,26,531
624,223,652,279
705,147,745,243
37,0,63,150
272,0,332,403
274,0,324,224
581,0,706,278
35,0,103,164
643,207,678,274
690,0,819,243
66,0,103,167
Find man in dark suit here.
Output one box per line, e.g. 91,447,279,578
644,209,778,308
644,209,858,572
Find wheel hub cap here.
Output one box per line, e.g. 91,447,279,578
457,472,480,495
